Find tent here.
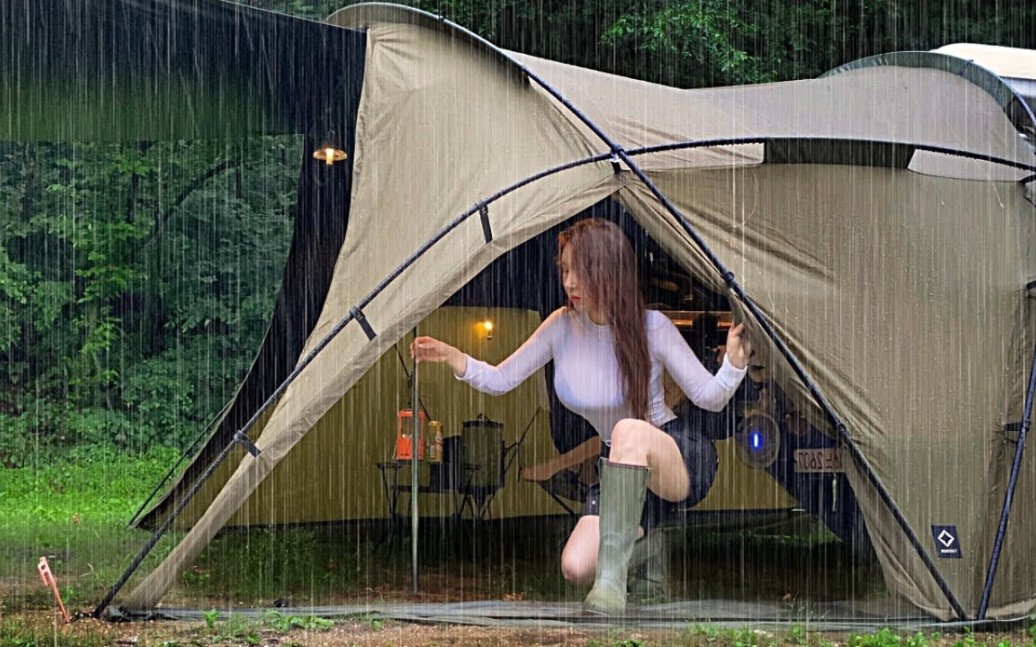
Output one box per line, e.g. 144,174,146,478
6,0,1036,622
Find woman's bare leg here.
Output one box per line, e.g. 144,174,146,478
560,516,599,585
561,516,646,584
607,418,689,501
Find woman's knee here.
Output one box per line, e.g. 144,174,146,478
560,550,595,584
608,418,648,461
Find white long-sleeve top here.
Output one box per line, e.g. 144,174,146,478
458,307,747,444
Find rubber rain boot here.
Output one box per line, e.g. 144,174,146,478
627,529,669,604
583,460,649,615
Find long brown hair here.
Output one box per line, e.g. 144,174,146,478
557,219,650,420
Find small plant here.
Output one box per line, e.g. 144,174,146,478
688,623,721,642
203,607,220,629
208,614,262,645
262,610,334,632
788,624,808,645
365,615,385,630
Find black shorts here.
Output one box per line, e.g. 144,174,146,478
583,417,718,531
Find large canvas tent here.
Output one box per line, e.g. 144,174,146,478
5,0,1036,623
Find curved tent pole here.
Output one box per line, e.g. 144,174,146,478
96,132,1034,617
977,338,1036,619
90,150,609,617
498,57,975,619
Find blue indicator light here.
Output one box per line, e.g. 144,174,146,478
750,430,763,451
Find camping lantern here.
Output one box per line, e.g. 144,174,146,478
311,129,347,166
394,408,426,461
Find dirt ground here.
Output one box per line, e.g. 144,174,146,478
5,608,697,646
6,608,1035,647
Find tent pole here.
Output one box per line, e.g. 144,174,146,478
977,334,1036,619
411,328,421,594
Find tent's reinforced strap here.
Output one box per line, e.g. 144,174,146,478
609,153,621,174
232,431,260,457
351,307,376,340
478,202,492,242
478,42,973,618
977,333,1036,619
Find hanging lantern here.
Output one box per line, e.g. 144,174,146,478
312,130,347,166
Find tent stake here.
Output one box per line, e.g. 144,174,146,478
977,334,1036,619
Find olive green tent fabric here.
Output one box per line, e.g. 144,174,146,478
617,167,1036,619
117,4,1036,620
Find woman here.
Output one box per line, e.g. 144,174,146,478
411,218,751,614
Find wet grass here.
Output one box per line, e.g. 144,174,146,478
1,447,884,612
0,446,182,613
0,448,907,647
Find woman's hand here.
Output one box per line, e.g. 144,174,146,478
410,336,468,375
520,462,559,483
725,322,752,370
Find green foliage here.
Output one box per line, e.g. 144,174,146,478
0,137,295,458
203,608,220,629
0,444,178,524
602,2,763,86
848,628,942,647
262,610,335,632
0,619,116,647
206,613,262,645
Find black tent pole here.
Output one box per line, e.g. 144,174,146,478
977,333,1036,619
505,75,970,619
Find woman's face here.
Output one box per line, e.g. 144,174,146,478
560,244,599,319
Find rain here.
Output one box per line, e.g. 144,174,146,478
2,1,1036,645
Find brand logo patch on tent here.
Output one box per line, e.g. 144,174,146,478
931,525,962,558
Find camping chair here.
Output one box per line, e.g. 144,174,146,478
520,436,601,516
456,411,537,520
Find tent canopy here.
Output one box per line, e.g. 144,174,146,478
5,0,1036,623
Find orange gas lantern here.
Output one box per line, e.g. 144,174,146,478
394,408,427,461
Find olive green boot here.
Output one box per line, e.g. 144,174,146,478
583,460,649,615
627,529,669,603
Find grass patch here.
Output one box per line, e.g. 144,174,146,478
0,446,182,612
1,445,884,617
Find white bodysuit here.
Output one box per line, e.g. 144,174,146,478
459,307,746,443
